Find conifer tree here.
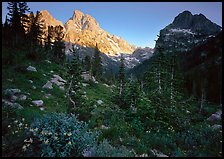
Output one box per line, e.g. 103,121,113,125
84,55,91,72
92,44,102,79
118,54,125,97
66,45,83,113
53,25,65,63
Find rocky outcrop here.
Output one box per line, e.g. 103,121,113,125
42,74,67,90
155,10,222,54
64,10,134,56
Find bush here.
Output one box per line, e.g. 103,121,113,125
28,113,97,157
83,139,133,157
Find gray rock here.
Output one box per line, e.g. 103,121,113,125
40,107,45,111
44,94,52,99
150,149,168,157
97,100,103,105
211,124,222,130
26,66,37,72
103,83,110,88
32,100,44,107
207,111,222,121
51,79,64,86
81,72,92,81
10,95,18,102
28,80,33,84
4,88,21,96
42,81,53,89
18,94,27,101
82,83,88,87
2,99,24,110
45,60,51,63
52,74,67,83
59,86,65,91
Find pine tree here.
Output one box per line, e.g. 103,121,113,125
84,55,91,72
53,25,65,63
66,45,83,113
7,2,30,47
118,54,126,97
7,2,21,46
2,16,11,46
92,44,102,79
27,11,45,59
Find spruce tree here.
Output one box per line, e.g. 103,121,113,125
53,25,65,63
92,44,102,79
66,45,83,113
84,55,91,72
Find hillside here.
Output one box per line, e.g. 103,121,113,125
2,3,222,157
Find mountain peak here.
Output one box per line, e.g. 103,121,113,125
38,10,64,27
72,10,84,21
172,10,193,28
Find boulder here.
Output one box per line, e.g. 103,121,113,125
211,124,222,130
18,94,27,101
28,80,33,84
10,95,18,102
4,88,21,96
40,107,45,111
207,114,221,121
150,149,168,157
42,81,53,89
2,99,24,110
82,83,89,87
97,100,103,105
59,86,65,91
26,66,37,72
32,100,44,107
52,74,67,83
103,83,110,88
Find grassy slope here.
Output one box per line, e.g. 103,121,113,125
2,46,114,123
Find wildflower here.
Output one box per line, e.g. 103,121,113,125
22,118,25,121
34,128,38,131
67,132,72,136
25,124,28,127
64,132,67,136
14,120,18,123
24,138,33,143
44,139,49,144
19,123,23,127
67,141,72,145
22,145,27,151
54,136,58,140
8,125,11,128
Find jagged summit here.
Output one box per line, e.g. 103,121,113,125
64,10,134,56
155,11,222,54
39,10,64,27
171,10,221,34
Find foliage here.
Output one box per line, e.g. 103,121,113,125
29,113,97,157
91,139,133,157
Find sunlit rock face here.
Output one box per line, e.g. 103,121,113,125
64,10,135,56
